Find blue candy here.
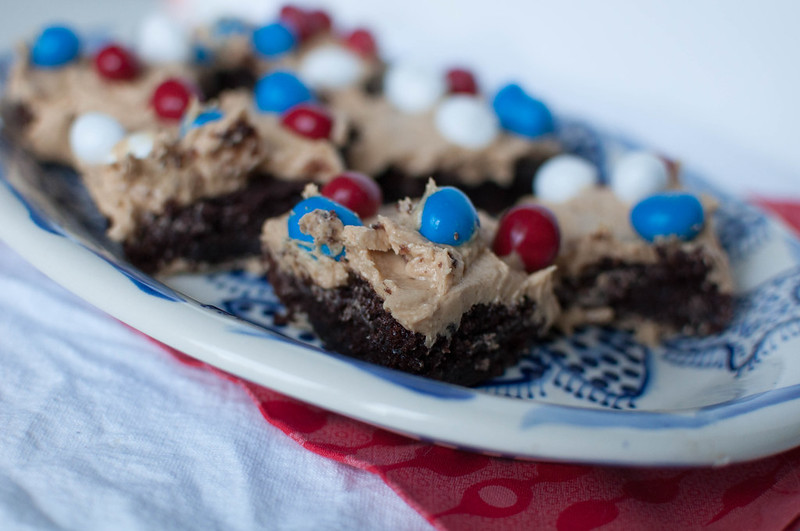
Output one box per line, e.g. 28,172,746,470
630,192,705,242
419,187,479,246
193,44,213,65
192,108,224,128
254,71,313,113
287,196,362,259
252,22,296,57
31,25,81,68
213,17,250,37
493,83,526,112
492,83,554,138
181,108,224,136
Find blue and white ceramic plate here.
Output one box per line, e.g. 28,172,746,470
3,70,800,469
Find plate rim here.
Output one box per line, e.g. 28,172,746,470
3,146,800,467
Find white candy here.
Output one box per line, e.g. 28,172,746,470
609,151,670,203
434,95,499,149
69,112,127,165
534,154,598,202
384,63,446,114
299,46,363,90
136,12,192,64
106,132,156,164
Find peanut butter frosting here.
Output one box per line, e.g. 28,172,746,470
262,182,560,345
217,90,346,181
3,46,195,164
327,88,561,186
83,106,262,241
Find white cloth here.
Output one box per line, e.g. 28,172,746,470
0,241,432,530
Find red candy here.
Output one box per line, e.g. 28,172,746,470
94,44,139,81
344,28,377,57
280,5,331,41
281,104,334,140
307,10,332,34
280,5,313,41
446,68,478,95
151,78,194,121
493,204,560,273
321,172,382,218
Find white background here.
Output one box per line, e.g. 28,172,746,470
169,0,800,197
2,0,798,195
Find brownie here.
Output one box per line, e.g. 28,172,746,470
126,174,308,273
265,254,546,386
260,183,560,385
556,247,735,336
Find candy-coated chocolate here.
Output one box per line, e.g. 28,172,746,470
136,13,191,64
344,28,377,57
94,44,139,80
384,63,446,114
493,83,526,110
152,78,194,121
213,17,250,37
181,108,224,136
493,205,560,273
279,5,313,41
610,151,670,203
534,154,598,203
287,196,362,259
31,25,80,68
492,83,553,138
307,10,332,33
254,71,313,113
107,131,155,163
69,112,126,165
321,172,382,218
419,187,479,246
446,68,478,95
252,22,297,57
193,44,213,65
299,45,363,89
434,95,499,149
631,192,705,242
281,104,333,140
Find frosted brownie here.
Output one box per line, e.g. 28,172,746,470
196,8,382,99
528,183,734,342
82,91,349,273
2,42,196,165
261,181,559,385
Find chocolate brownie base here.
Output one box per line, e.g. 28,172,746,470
0,102,34,135
557,247,735,335
198,66,258,100
264,253,547,386
374,154,551,215
125,174,309,273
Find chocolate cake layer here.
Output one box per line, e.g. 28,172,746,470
125,174,309,272
0,102,34,135
199,66,258,100
375,154,550,215
265,253,547,386
557,247,735,335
